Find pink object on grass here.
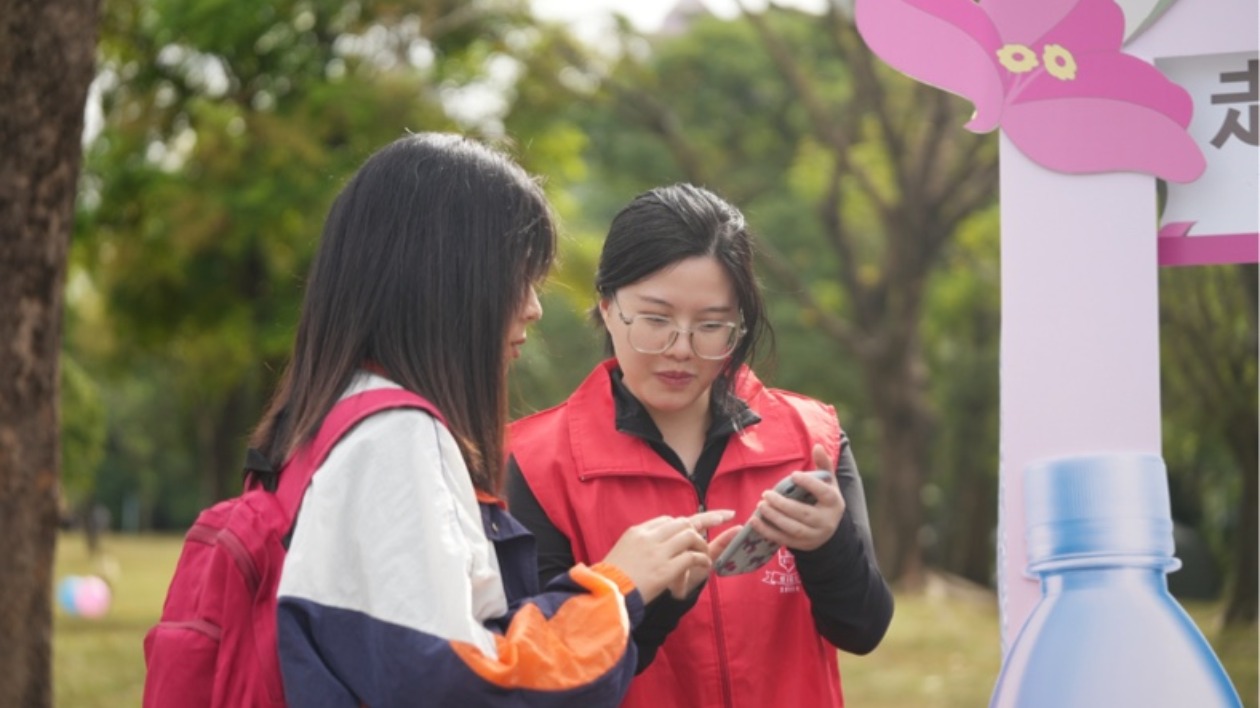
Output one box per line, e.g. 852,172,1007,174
75,575,112,618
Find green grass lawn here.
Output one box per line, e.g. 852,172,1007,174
53,533,182,707
54,532,1257,707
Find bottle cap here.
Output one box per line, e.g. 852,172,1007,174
1024,453,1177,572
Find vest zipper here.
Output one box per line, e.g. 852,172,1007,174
709,574,735,707
694,489,735,707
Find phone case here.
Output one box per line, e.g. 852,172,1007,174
714,470,831,576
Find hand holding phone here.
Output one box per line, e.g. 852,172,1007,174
713,470,833,576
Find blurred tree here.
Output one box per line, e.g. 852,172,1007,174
921,205,1000,585
1160,264,1258,626
72,0,544,521
0,0,101,704
506,5,999,587
61,355,107,510
60,353,109,552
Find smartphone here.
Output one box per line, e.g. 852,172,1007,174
713,470,833,576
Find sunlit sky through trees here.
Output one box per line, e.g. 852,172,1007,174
532,0,829,37
80,0,832,142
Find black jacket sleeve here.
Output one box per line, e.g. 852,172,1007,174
504,455,694,673
504,456,576,587
790,435,894,655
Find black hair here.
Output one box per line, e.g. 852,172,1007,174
593,183,771,415
252,132,555,492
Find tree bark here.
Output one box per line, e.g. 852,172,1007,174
204,379,258,503
1222,266,1258,625
0,0,102,704
1223,432,1257,625
859,325,935,589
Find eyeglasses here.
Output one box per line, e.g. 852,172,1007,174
612,295,745,360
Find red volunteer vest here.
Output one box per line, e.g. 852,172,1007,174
509,360,845,708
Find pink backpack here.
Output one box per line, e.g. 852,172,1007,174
142,388,443,707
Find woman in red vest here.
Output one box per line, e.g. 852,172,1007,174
507,183,893,708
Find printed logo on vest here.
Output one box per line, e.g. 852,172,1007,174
760,548,802,593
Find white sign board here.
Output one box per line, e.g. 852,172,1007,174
1157,52,1259,264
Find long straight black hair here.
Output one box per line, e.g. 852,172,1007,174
593,183,772,416
251,133,555,493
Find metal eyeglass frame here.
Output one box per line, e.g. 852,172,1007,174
611,294,746,360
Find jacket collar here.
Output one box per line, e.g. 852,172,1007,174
567,360,805,479
610,366,759,445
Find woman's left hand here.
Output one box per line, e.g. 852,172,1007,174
748,444,845,552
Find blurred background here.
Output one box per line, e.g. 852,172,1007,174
48,0,1254,705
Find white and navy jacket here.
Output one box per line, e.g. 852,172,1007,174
276,374,644,707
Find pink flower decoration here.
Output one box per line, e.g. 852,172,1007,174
855,0,1206,183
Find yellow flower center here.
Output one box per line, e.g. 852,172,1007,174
997,44,1039,73
1042,44,1078,80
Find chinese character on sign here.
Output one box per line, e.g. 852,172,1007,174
1210,59,1258,147
1155,51,1258,264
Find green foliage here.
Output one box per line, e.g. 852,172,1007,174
509,289,605,415
920,205,1001,579
60,355,107,506
71,0,541,519
1159,264,1258,615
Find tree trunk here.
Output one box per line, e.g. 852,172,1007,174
1222,347,1258,625
0,0,101,705
939,312,1000,586
940,396,999,585
1222,264,1258,625
863,331,934,589
1222,440,1257,625
948,462,998,585
208,379,258,502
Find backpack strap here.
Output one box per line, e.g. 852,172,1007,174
274,388,445,518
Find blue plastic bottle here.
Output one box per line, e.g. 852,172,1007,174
990,453,1241,707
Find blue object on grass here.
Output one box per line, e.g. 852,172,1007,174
57,575,83,616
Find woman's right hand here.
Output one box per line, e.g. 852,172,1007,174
603,510,734,603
